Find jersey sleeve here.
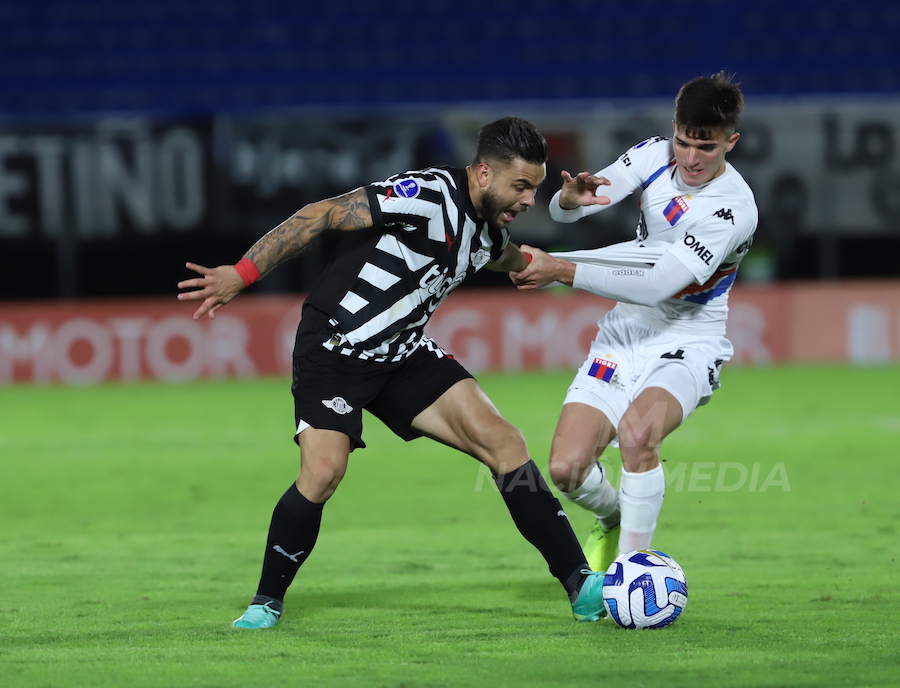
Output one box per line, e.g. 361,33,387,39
549,136,671,223
609,136,670,185
548,161,636,222
365,184,387,227
666,201,757,283
571,250,696,306
364,173,439,234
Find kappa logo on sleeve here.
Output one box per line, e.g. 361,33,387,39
713,208,735,224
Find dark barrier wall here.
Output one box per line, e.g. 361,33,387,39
2,102,900,301
0,115,449,299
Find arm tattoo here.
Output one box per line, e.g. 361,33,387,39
325,190,372,231
245,188,372,277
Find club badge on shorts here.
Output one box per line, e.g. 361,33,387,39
322,397,353,414
588,357,618,383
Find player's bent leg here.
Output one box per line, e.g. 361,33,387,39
412,379,598,618
233,428,352,630
296,427,352,503
618,386,683,473
548,403,621,571
617,387,683,554
411,378,528,474
547,402,616,492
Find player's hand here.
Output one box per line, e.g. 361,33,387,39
176,262,245,320
510,245,576,290
557,170,612,209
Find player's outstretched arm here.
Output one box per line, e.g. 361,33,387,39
557,170,612,209
514,247,696,307
509,245,576,289
178,187,373,319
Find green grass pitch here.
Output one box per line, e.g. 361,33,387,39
1,364,898,687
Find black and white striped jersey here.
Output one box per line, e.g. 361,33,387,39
303,166,508,362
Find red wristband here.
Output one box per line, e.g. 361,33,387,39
234,257,260,287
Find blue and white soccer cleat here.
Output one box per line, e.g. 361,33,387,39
570,569,607,622
232,602,282,629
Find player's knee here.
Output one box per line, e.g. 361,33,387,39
547,459,578,492
476,420,528,474
298,455,347,501
548,441,597,492
618,417,657,452
619,442,659,473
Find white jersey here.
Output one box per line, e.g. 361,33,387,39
551,136,758,335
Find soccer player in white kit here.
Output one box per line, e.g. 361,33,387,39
511,72,758,572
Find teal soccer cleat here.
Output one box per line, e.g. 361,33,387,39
570,569,607,622
232,602,282,629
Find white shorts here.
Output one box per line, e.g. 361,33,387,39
564,308,734,439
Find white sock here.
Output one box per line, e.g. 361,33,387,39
618,465,665,554
561,463,620,529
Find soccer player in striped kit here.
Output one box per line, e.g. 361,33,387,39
178,117,607,629
512,73,758,573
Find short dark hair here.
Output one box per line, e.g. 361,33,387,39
674,71,744,139
473,116,548,167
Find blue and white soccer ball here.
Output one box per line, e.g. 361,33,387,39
602,549,688,629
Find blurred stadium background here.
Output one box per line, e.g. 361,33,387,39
2,0,900,383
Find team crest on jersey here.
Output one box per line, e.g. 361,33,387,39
322,397,353,414
588,357,618,383
470,248,491,270
663,197,689,226
393,179,420,198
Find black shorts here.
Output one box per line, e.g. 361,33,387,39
291,306,473,450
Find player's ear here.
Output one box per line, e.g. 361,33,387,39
725,132,740,153
476,161,492,188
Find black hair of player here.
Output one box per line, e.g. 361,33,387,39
674,71,744,140
473,116,548,167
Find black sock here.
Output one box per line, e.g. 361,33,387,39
494,460,589,596
254,483,324,602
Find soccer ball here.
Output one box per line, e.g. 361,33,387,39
602,549,688,629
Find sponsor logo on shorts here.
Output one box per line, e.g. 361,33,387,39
588,357,618,383
322,397,353,414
